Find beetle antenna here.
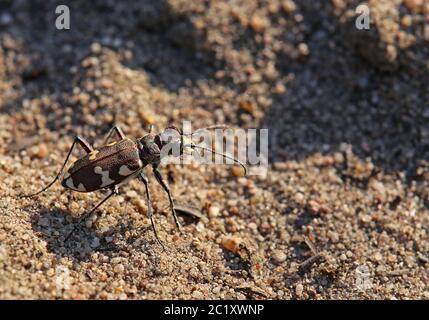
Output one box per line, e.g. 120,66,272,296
185,144,247,176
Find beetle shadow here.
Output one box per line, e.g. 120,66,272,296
28,205,154,262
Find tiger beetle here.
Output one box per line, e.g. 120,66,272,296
20,125,247,247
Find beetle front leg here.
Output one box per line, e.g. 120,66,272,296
101,125,126,146
152,165,182,233
139,172,165,249
20,135,93,198
64,186,118,242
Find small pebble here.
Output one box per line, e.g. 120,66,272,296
126,190,138,198
307,200,321,215
273,82,286,95
331,0,345,10
90,42,102,54
231,165,246,177
248,222,258,231
229,206,239,215
401,15,413,28
282,0,297,14
139,111,155,125
212,287,221,294
373,252,383,262
329,231,339,243
404,0,423,12
36,144,49,158
221,236,242,254
192,290,204,299
295,283,304,297
294,192,305,203
272,250,287,264
250,15,269,33
111,257,122,264
208,206,220,218
114,264,125,274
298,43,310,57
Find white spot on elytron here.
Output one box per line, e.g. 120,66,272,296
118,165,135,176
65,178,75,190
65,178,87,192
76,183,86,192
94,166,115,187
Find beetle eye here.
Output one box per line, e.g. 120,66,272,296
154,135,162,148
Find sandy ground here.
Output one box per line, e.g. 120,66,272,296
0,0,428,299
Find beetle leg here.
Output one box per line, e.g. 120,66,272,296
101,125,126,146
152,166,182,233
64,186,117,242
20,136,93,198
138,173,165,249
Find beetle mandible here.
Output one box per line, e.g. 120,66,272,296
21,125,247,247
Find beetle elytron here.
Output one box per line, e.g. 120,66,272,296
21,125,246,247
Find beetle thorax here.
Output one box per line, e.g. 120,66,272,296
139,134,162,165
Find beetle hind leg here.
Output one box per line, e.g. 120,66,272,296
19,136,93,198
